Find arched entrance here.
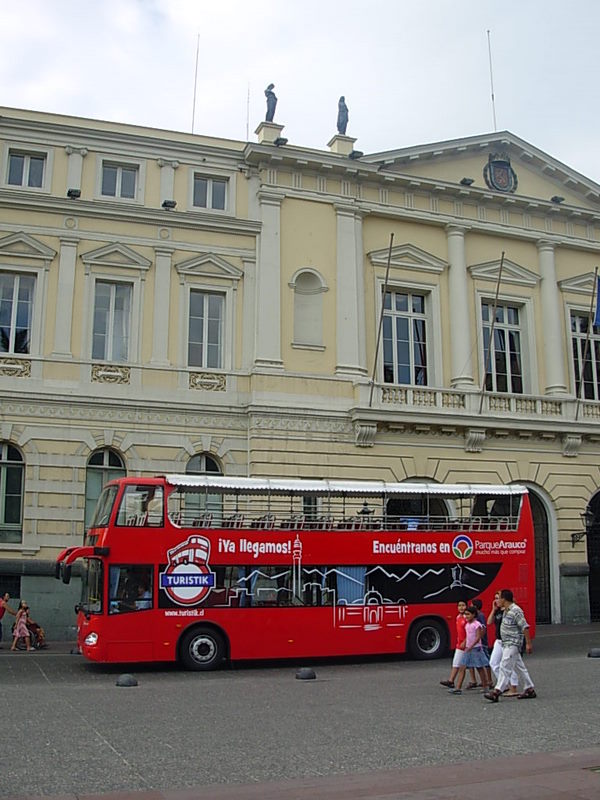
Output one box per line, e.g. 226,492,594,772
527,490,551,624
587,493,600,622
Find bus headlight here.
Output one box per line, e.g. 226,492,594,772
84,632,99,646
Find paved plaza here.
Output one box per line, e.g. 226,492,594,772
1,624,599,799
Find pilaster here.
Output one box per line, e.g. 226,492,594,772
150,247,174,365
157,159,179,206
538,240,567,395
446,225,474,389
51,238,78,358
254,190,284,370
335,204,367,376
64,146,87,193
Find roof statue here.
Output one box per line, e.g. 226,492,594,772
337,96,349,135
265,83,277,122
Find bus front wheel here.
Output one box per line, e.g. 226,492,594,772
407,618,448,660
179,626,226,671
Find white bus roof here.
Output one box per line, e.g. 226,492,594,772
163,475,527,496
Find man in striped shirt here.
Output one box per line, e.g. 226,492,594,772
484,588,537,702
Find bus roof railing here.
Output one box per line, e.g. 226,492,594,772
163,475,527,496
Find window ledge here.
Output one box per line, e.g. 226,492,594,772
291,342,326,351
0,543,38,556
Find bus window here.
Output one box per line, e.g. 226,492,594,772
89,485,119,528
116,486,164,527
81,559,103,614
108,565,153,614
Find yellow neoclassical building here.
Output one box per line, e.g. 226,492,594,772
0,106,599,637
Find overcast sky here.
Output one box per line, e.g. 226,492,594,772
2,0,599,182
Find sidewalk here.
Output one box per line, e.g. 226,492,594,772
7,748,600,799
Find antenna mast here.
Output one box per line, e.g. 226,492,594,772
487,29,497,132
246,83,250,140
191,33,200,134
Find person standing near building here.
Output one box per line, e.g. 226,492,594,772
440,599,467,688
484,588,536,702
0,592,16,648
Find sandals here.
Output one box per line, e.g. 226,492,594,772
465,682,479,690
484,689,501,702
448,688,462,694
517,687,537,699
439,680,454,688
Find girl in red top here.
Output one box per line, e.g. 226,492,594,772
439,600,467,689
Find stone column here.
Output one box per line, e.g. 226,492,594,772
335,204,367,376
538,240,567,395
157,159,179,206
52,238,78,357
254,190,284,369
446,225,474,389
65,146,87,193
150,247,174,365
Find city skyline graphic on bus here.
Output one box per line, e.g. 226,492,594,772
158,532,502,613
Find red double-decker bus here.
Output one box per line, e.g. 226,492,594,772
56,475,535,669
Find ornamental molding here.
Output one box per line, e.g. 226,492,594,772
562,433,582,458
465,428,486,452
91,364,131,384
368,243,447,274
355,422,377,447
189,372,227,391
468,258,539,287
1,399,247,431
250,414,352,435
0,358,31,377
0,231,56,264
175,252,243,282
80,242,152,272
558,272,597,296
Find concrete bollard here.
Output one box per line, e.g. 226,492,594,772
295,667,316,680
116,673,138,686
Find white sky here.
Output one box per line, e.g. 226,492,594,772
2,0,599,181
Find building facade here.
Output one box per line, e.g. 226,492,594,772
1,106,599,637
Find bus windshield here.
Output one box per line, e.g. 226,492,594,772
90,485,119,529
80,559,103,614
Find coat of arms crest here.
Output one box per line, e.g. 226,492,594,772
483,152,518,193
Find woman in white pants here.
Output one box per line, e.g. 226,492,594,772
488,592,518,695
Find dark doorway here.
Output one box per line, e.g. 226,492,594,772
587,494,600,622
528,491,551,624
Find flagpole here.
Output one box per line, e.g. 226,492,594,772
575,265,599,422
479,251,505,415
191,33,200,134
369,232,394,408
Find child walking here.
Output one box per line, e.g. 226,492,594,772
440,600,467,689
448,605,490,694
10,600,32,652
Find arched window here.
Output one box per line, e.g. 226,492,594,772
291,270,327,347
85,448,126,527
185,453,222,522
0,443,24,544
186,453,221,475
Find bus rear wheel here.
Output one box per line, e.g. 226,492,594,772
407,618,448,660
179,626,226,671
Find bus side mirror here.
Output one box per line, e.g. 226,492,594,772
62,564,72,584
